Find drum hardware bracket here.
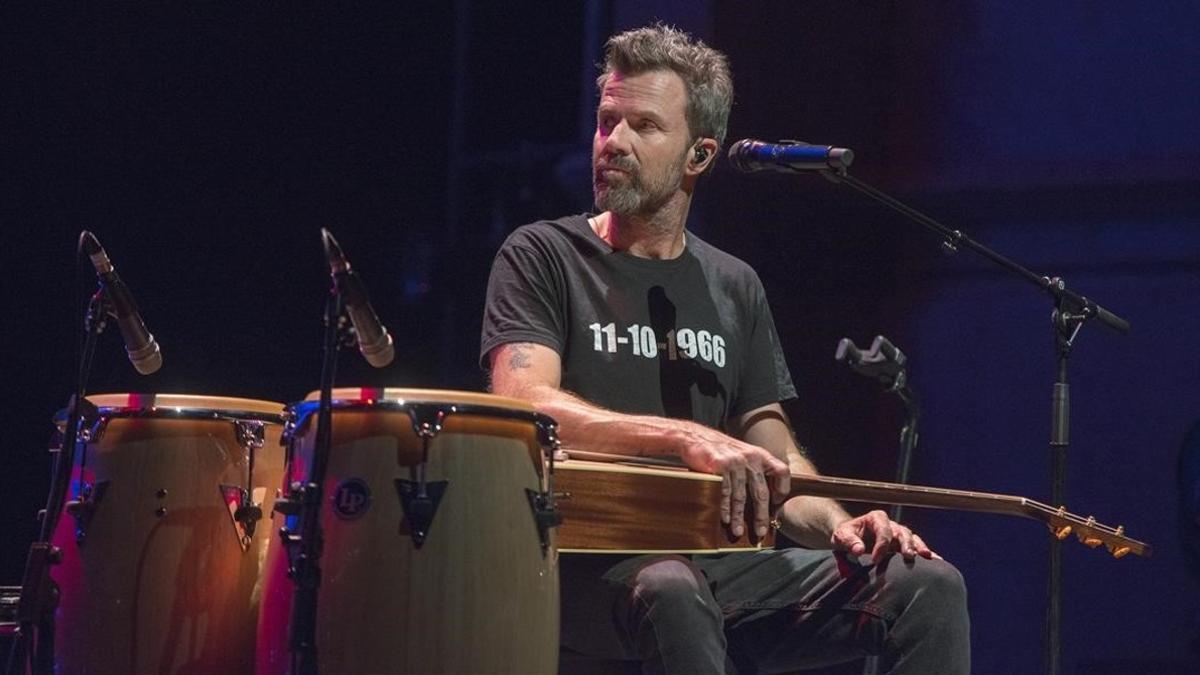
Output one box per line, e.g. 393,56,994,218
525,489,563,556
407,405,448,447
235,502,263,530
235,419,266,468
64,480,108,544
274,480,322,518
220,484,263,550
48,397,100,450
537,420,561,454
80,415,106,445
228,419,268,547
274,482,325,576
394,479,449,548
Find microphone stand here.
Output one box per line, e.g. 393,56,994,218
816,167,1130,675
7,240,108,675
892,385,920,523
274,240,354,675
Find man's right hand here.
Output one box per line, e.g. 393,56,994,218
677,432,791,540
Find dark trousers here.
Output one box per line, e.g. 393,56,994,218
559,548,970,674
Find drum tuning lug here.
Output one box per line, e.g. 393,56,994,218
235,420,266,451
234,504,263,540
156,488,168,499
526,489,563,557
395,479,449,548
553,491,572,501
273,497,302,517
67,480,109,542
235,504,263,524
155,507,168,518
407,404,447,440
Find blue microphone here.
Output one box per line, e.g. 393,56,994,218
727,139,854,173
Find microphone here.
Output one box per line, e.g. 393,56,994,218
835,335,906,388
321,229,394,368
80,231,163,375
727,139,854,173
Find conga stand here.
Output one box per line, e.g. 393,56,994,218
809,166,1131,675
7,287,107,675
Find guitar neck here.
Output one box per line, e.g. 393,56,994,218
789,473,1028,519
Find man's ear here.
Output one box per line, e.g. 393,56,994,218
686,137,720,175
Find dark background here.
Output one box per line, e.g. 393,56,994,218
3,3,1198,673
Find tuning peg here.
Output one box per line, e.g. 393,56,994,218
1053,525,1072,540
1074,516,1103,547
1106,526,1131,558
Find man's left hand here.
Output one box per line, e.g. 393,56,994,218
830,510,940,562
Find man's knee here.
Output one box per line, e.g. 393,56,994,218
629,557,708,608
888,557,968,613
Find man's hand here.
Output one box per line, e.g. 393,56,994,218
678,433,791,540
831,510,939,562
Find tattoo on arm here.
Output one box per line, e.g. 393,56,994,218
507,344,532,371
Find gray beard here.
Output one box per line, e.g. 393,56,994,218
594,181,640,215
593,154,685,217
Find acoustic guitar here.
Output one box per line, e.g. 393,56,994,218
550,454,1150,558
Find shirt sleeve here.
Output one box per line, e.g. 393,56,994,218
479,230,567,369
730,273,797,416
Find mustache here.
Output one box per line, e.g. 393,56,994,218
596,155,639,173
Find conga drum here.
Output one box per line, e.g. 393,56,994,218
255,388,560,675
50,393,286,674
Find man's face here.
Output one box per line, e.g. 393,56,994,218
592,69,692,217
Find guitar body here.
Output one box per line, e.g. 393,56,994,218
554,459,773,553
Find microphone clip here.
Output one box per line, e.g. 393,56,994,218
835,335,909,391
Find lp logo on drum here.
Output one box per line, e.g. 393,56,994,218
331,478,372,520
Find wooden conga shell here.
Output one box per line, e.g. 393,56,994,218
51,393,285,675
255,388,559,675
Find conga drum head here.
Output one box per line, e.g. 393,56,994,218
51,393,286,675
256,388,560,675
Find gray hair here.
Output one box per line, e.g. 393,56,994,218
597,23,734,152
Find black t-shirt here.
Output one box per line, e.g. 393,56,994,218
480,214,796,431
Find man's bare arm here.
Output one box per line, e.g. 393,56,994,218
733,403,934,560
489,341,790,537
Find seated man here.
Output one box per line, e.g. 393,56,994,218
481,23,969,675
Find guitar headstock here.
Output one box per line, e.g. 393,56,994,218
1042,504,1151,558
